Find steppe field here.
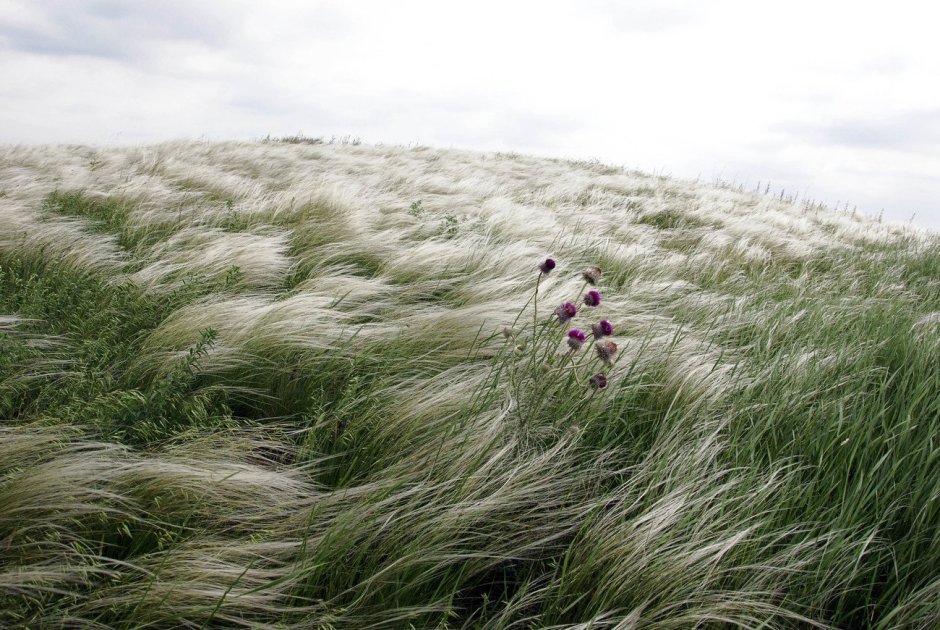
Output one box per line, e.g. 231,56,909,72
1,138,938,629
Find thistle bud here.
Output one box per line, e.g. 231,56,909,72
589,373,608,389
591,319,613,338
555,302,577,323
582,266,602,285
595,339,618,366
539,258,557,274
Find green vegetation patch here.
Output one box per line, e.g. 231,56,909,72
43,190,180,254
636,207,712,230
0,255,238,443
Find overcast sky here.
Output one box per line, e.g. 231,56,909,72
2,0,939,227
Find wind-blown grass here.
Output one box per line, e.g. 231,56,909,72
0,139,937,628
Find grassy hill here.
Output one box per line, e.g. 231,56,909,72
1,139,938,628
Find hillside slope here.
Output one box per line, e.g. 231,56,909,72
0,140,938,628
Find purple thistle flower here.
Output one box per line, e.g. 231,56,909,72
538,258,556,274
555,302,577,323
589,373,608,390
591,319,613,338
567,328,586,350
595,340,618,366
584,290,601,307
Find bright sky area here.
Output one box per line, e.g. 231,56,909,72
2,0,939,227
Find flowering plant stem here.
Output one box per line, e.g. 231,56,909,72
534,272,542,334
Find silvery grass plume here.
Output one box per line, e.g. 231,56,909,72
0,139,938,628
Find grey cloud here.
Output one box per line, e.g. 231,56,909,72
489,109,583,149
861,55,909,76
781,110,940,154
228,93,345,132
824,112,940,152
380,91,584,149
1,1,357,64
0,0,236,61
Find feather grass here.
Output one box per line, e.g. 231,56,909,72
0,140,937,627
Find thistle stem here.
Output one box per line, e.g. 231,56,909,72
534,272,542,334
576,280,589,305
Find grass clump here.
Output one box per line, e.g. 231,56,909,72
43,191,178,254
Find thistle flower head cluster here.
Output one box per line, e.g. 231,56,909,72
555,302,577,323
584,290,601,307
589,373,608,390
567,329,586,350
539,258,556,274
592,319,613,338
